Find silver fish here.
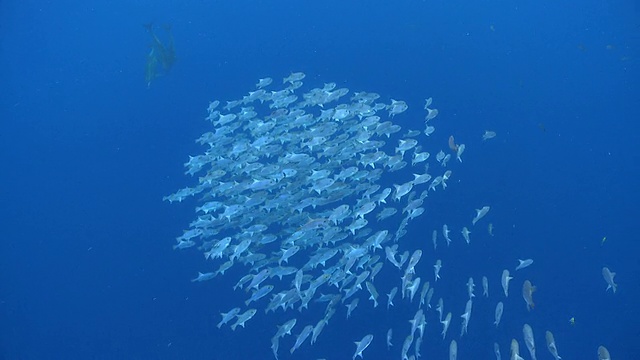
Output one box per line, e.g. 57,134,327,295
352,334,373,360
602,267,618,293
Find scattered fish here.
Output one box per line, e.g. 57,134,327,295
164,73,577,360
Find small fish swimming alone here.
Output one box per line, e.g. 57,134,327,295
143,23,176,87
494,301,504,327
602,267,618,293
516,258,534,271
597,345,611,360
483,130,497,141
472,206,490,225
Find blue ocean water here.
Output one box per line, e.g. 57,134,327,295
1,0,639,359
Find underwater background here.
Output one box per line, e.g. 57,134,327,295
1,0,639,359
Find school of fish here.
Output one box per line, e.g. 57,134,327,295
165,73,617,359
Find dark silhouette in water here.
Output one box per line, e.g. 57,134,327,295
144,23,176,87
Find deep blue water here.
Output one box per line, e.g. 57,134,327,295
1,0,639,359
